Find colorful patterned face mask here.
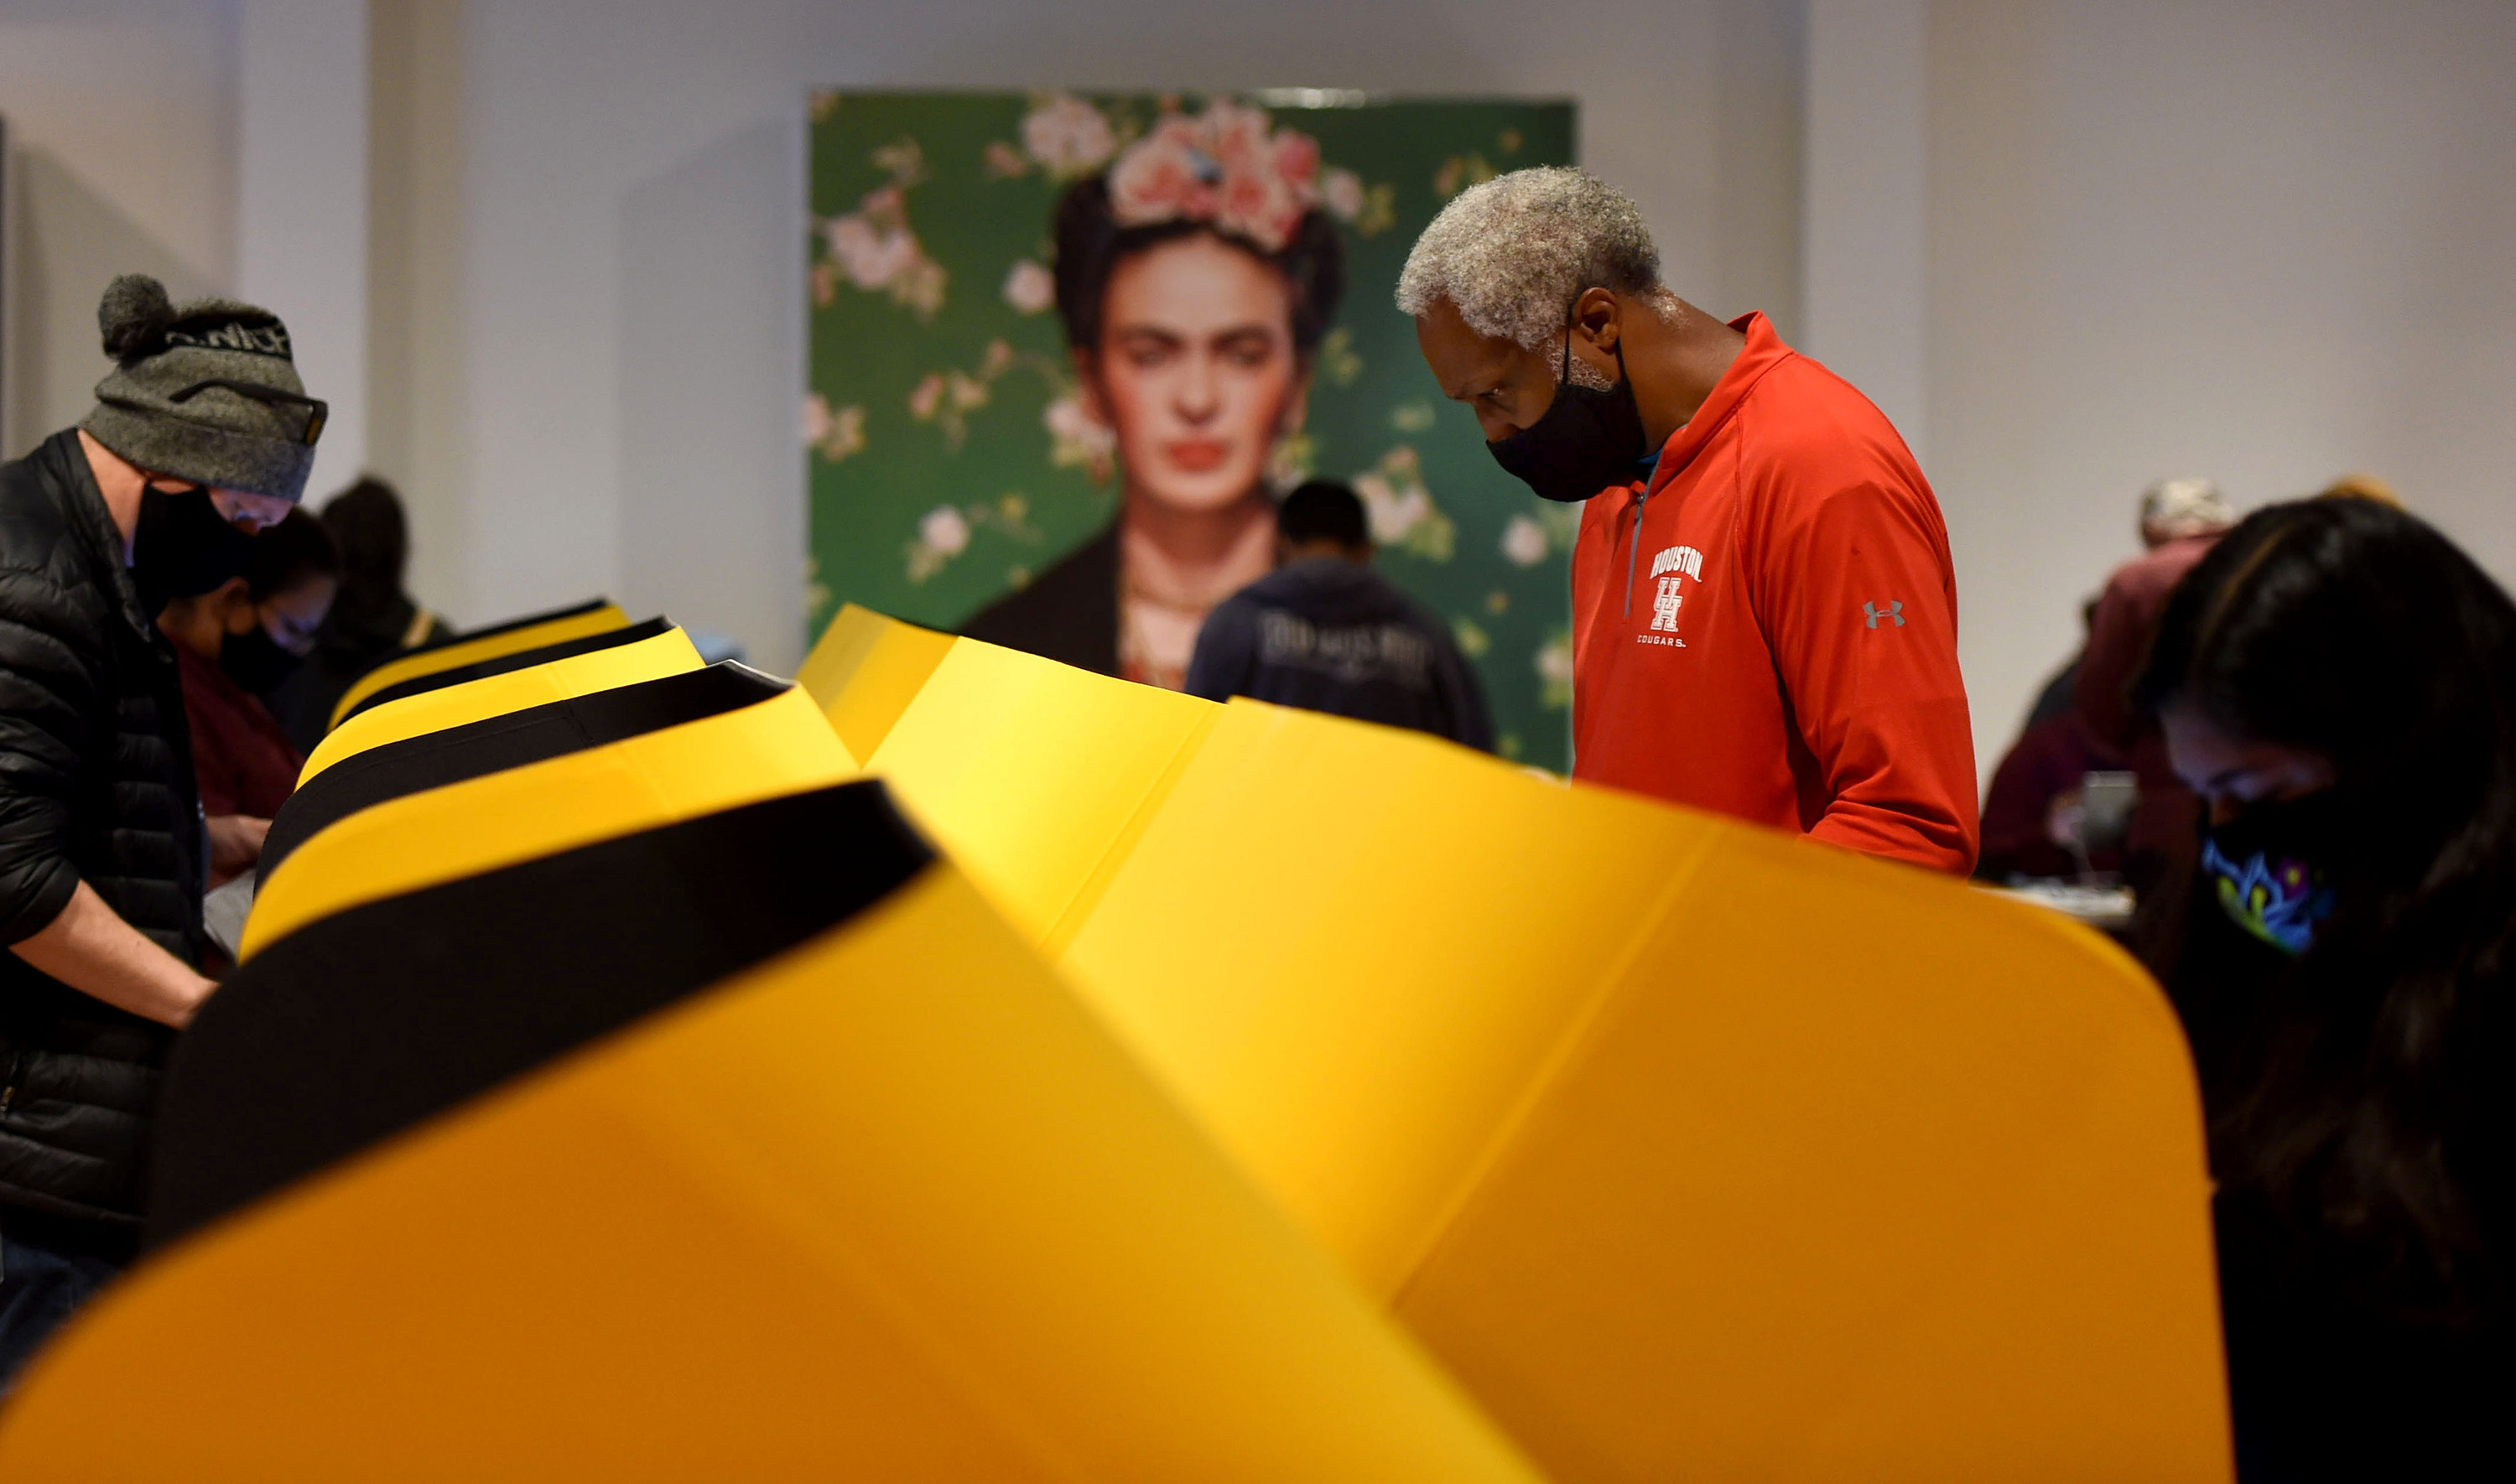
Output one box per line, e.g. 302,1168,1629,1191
2200,792,2343,956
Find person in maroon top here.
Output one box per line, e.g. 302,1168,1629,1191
2077,477,2234,895
1976,599,2131,882
156,510,338,885
1976,708,2131,882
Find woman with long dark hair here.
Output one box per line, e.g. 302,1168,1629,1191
2132,496,2513,1480
964,101,1344,689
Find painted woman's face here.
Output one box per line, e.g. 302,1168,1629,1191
1082,234,1308,513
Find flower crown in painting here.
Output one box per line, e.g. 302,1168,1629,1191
1105,101,1322,254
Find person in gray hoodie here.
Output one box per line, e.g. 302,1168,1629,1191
1185,481,1493,751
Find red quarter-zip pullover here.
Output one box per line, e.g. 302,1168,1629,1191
1568,313,1978,873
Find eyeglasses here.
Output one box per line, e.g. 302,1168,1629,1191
167,379,329,447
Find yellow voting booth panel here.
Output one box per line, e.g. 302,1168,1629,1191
1060,700,1697,1292
246,686,854,960
299,625,704,783
325,600,631,730
863,641,1216,946
0,867,1545,1483
798,604,1219,947
1056,698,2231,1481
793,601,956,763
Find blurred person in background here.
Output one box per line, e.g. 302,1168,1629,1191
0,276,320,1381
2016,602,2096,733
2132,497,2513,1481
2320,472,2400,506
1399,167,1976,873
2078,477,2236,897
158,509,337,882
269,476,452,753
1974,598,2130,882
1187,480,1493,750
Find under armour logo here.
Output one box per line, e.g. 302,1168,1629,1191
1864,600,1905,629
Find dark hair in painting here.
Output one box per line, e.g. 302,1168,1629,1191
1050,176,1344,360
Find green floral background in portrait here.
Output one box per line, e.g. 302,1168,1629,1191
806,91,1578,767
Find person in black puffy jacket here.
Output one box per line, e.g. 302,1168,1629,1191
0,276,320,1384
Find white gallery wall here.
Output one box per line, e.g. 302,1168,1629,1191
233,0,369,498
0,0,237,454
3,0,2512,785
1889,0,2516,776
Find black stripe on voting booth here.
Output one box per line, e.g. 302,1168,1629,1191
147,780,933,1252
336,616,674,725
398,595,615,657
263,663,789,882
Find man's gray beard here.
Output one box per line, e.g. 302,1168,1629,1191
1560,342,1620,392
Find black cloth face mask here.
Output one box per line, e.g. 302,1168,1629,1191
1487,311,1653,504
131,482,257,619
220,622,305,696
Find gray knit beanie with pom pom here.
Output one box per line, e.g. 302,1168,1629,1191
81,274,324,503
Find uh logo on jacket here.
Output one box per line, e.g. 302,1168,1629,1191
1640,543,1704,646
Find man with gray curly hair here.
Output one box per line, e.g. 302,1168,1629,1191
1397,167,1667,360
1402,168,1978,872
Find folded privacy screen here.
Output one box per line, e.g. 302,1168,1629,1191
333,615,666,728
149,780,929,1251
262,662,789,882
325,598,631,729
795,604,1227,948
793,599,959,761
299,623,704,781
10,864,1541,1482
1056,698,2230,1481
804,606,2232,1481
245,679,855,961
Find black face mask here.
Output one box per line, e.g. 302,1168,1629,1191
220,622,304,696
130,483,256,618
1487,314,1653,504
2198,790,2352,957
